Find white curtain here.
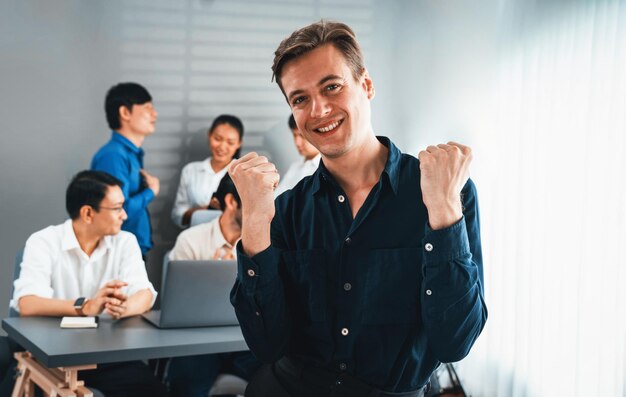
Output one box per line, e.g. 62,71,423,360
457,1,626,396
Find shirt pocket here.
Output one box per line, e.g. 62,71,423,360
361,247,421,325
282,249,328,323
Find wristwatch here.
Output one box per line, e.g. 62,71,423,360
73,297,88,317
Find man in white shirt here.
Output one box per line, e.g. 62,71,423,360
169,174,241,261
167,174,260,397
274,114,321,197
10,170,168,397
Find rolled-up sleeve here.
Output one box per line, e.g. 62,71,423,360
10,234,55,313
118,234,158,306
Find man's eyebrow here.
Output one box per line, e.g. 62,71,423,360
287,74,344,102
318,74,343,86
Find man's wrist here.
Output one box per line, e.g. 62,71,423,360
73,297,89,316
426,200,463,230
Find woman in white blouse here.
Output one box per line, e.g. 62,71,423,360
171,115,243,227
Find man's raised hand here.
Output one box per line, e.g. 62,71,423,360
418,142,472,230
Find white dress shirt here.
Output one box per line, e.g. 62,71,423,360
171,157,229,228
10,219,157,312
275,154,321,197
169,216,237,261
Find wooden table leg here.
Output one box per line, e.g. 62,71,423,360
11,352,97,397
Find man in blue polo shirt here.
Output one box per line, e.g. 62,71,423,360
91,82,160,256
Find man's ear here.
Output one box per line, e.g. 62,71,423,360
118,105,132,124
224,193,238,210
80,205,95,224
361,69,375,100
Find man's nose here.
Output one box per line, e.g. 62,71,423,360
310,96,331,118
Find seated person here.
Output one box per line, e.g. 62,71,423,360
171,114,244,228
169,174,241,261
166,174,260,397
10,170,168,397
274,114,321,196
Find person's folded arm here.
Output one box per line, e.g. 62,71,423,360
93,152,154,218
18,296,77,317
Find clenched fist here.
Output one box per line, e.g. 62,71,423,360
418,142,472,230
229,153,280,255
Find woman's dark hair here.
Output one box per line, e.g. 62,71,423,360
66,170,123,220
208,114,244,159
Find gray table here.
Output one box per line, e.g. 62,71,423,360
2,315,248,368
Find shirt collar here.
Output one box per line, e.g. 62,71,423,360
209,216,231,249
311,136,401,195
61,219,113,253
112,131,144,156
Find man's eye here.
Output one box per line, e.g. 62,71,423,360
292,96,306,105
326,84,339,91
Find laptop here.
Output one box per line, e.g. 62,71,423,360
142,260,239,328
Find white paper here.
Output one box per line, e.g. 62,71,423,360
60,316,98,328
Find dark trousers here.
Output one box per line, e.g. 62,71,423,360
168,351,261,397
79,361,169,397
245,357,427,397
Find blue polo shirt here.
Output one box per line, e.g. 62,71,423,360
91,132,154,254
231,136,487,393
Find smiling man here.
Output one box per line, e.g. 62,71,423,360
91,82,160,256
10,170,167,396
228,20,487,397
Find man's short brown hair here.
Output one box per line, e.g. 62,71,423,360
272,20,365,95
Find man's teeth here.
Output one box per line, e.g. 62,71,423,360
317,121,340,133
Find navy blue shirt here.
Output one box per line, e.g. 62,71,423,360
231,137,487,393
91,132,154,254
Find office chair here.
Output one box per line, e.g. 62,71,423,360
190,209,222,227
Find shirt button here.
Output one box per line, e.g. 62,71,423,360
247,269,256,277
335,379,343,386
425,243,433,252
341,328,349,336
426,289,432,296
255,311,260,316
344,237,352,245
343,283,352,291
339,362,347,371
338,195,345,203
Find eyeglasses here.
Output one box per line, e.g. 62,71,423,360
98,206,125,214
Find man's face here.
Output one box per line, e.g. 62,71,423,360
92,185,127,236
291,128,319,161
126,102,157,136
281,44,374,159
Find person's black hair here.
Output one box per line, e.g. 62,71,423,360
66,170,123,220
212,174,241,211
105,82,152,130
288,114,297,131
208,114,244,159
